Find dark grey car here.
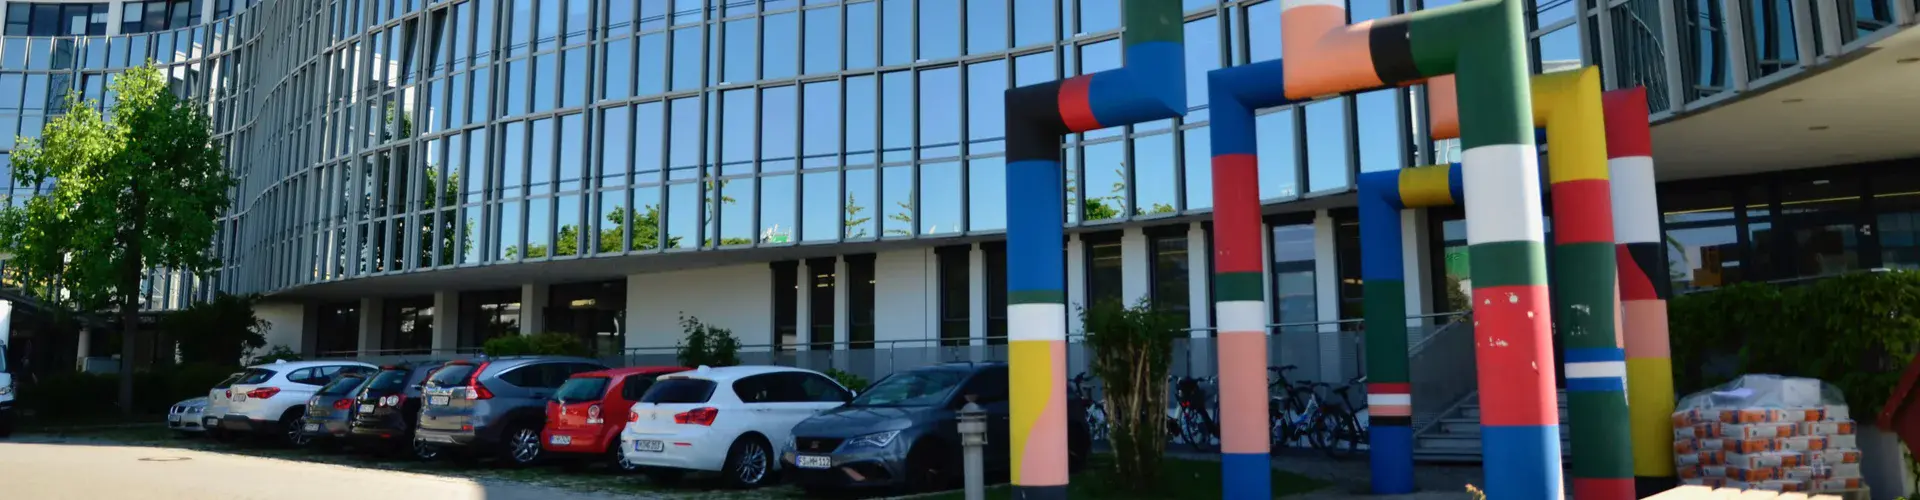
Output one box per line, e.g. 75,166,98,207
414,356,608,466
779,362,1089,494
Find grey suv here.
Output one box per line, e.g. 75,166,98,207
415,356,608,466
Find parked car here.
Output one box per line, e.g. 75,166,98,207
167,397,211,436
543,366,690,471
300,374,372,448
348,361,452,459
202,372,244,441
778,362,1089,494
415,356,609,466
0,340,12,438
219,360,378,445
620,365,853,488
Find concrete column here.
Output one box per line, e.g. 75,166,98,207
1312,210,1343,383
1065,233,1086,337
834,257,850,349
432,291,460,352
1120,227,1150,306
794,262,811,351
358,298,385,356
1187,223,1213,334
519,284,547,335
968,244,986,346
103,1,122,36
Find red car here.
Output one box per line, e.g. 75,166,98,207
542,366,689,471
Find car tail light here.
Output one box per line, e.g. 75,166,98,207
224,389,232,399
247,387,281,400
463,362,493,400
379,394,404,407
629,410,639,423
586,404,603,424
673,407,718,426
333,399,353,410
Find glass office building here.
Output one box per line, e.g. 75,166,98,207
0,0,1914,363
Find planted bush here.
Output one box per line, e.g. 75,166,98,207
675,314,740,367
1080,298,1182,490
482,332,588,357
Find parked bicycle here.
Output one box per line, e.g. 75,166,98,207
1268,365,1333,452
1315,375,1370,459
1069,372,1109,443
1170,375,1220,451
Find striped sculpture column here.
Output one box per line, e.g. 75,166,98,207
1278,0,1556,495
1206,60,1300,499
1603,87,1678,497
1533,67,1634,500
1001,2,1184,498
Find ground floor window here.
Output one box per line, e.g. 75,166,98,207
771,261,799,352
549,280,626,357
1148,227,1191,332
1270,220,1317,332
937,245,970,346
848,254,876,349
1084,231,1123,307
316,302,358,355
807,257,835,350
459,289,520,349
381,297,434,354
983,241,1008,344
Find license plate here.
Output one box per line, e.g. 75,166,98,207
204,417,218,427
796,455,832,469
359,404,375,414
303,423,319,432
550,435,572,446
632,440,664,452
421,434,455,444
168,415,181,423
429,395,450,406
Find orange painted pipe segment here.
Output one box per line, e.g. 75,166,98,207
1281,0,1384,99
1427,75,1459,140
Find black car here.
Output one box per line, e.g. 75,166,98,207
780,362,1089,494
348,362,450,458
301,374,371,447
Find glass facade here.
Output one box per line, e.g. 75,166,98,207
0,0,1900,311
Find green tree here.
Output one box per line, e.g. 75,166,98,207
415,167,468,267
1080,298,1183,489
162,293,269,367
845,193,873,239
0,63,235,415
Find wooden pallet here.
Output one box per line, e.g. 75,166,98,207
1647,485,1869,500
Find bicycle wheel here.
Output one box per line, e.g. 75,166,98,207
1305,410,1334,454
1181,408,1215,452
1319,409,1359,459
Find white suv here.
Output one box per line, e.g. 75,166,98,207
219,360,376,445
621,365,851,488
0,341,13,438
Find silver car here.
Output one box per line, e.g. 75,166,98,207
168,397,211,436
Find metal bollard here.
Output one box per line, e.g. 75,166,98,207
957,395,988,500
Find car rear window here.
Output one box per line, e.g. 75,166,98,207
642,378,716,404
555,377,610,404
364,369,412,392
319,376,367,396
212,373,243,389
236,368,277,385
426,364,477,388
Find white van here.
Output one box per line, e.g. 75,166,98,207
1,338,14,438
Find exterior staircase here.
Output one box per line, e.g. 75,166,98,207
1412,389,1574,462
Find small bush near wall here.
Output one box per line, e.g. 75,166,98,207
19,363,242,419
675,314,740,368
1670,271,1920,418
482,333,588,357
824,368,870,393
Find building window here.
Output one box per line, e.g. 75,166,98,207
1333,210,1362,326
848,254,876,349
1661,186,1746,293
807,257,835,350
1776,173,1865,279
938,245,971,346
382,298,434,355
1147,227,1191,331
1085,232,1124,307
1271,222,1317,332
459,289,521,348
1429,207,1472,314
316,302,359,355
983,242,1009,344
772,261,798,351
548,280,627,357
1874,170,1920,270
6,2,107,36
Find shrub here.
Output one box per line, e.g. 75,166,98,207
1080,297,1182,490
163,293,268,367
249,345,302,364
675,314,740,367
483,332,588,357
824,368,870,394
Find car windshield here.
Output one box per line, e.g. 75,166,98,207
319,376,367,396
426,364,477,388
0,343,9,372
851,370,968,407
554,377,609,404
236,368,277,385
364,369,411,393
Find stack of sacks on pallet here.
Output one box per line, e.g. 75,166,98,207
1673,374,1863,493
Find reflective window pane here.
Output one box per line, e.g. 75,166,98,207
1256,109,1298,199
1082,141,1124,221
634,184,665,250
1183,126,1212,210
882,0,911,65
635,101,665,178
669,97,701,180
882,71,916,162
723,18,756,83
882,165,914,236
671,28,701,90
845,168,878,239
718,179,755,245
1358,89,1404,173
919,67,960,159
1135,133,1177,216
667,182,697,248
602,107,631,187
847,2,875,69
967,60,1006,154
1079,0,1120,33
845,75,876,165
762,174,795,243
530,118,555,194
639,33,666,95
920,0,960,60
762,86,797,173
764,12,798,80
802,170,840,242
803,7,840,74
968,157,1006,231
559,114,585,192
922,162,962,235
802,81,840,168
967,0,1007,54
1306,99,1349,193
1249,1,1281,63
721,89,755,176
1013,0,1052,47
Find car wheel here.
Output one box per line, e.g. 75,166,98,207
721,435,774,488
904,442,957,493
282,412,311,448
501,424,543,466
608,442,639,474
411,437,442,461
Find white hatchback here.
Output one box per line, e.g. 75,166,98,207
620,365,851,488
221,360,376,445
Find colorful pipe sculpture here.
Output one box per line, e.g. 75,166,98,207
1269,0,1551,496
1420,67,1635,499
1604,88,1678,496
1000,1,1183,498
